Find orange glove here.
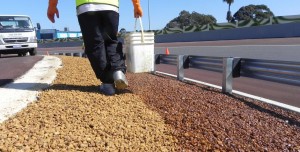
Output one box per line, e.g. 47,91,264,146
47,0,59,23
132,0,143,18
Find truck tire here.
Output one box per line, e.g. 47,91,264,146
29,48,37,56
18,52,27,57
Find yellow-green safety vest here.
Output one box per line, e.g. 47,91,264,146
76,0,119,7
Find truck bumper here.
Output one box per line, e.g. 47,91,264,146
0,43,37,54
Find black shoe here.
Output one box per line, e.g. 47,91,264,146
99,83,116,95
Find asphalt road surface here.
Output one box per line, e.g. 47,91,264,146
155,37,300,62
0,55,43,86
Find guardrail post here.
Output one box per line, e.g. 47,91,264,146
82,52,87,58
177,55,189,81
177,55,184,81
65,53,72,56
73,53,80,57
222,57,234,94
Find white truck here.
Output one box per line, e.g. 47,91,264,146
0,15,37,58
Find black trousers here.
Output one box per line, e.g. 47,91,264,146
78,11,126,84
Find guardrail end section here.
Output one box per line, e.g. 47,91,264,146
233,58,241,78
155,54,161,64
153,54,161,74
183,55,190,69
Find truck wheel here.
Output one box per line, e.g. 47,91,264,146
29,49,37,56
18,53,23,57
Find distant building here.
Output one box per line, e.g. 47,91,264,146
36,29,82,40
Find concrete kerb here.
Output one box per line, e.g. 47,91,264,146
0,56,62,123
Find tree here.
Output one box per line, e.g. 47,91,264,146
223,0,234,22
233,4,274,21
165,10,216,28
191,12,216,26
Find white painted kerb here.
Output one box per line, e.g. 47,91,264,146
0,56,62,123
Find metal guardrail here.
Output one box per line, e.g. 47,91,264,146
154,54,300,113
50,52,87,58
240,59,300,86
154,54,300,94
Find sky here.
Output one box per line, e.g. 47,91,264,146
1,1,299,32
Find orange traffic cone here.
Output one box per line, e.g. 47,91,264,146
165,48,170,55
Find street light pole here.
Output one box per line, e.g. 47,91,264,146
148,0,151,31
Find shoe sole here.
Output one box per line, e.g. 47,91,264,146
114,79,128,90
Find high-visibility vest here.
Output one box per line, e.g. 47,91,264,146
76,0,119,7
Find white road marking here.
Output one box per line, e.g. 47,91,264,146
0,56,62,123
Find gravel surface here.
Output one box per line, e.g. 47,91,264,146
0,56,300,151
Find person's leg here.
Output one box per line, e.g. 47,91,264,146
77,12,114,84
101,11,126,72
101,11,128,89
